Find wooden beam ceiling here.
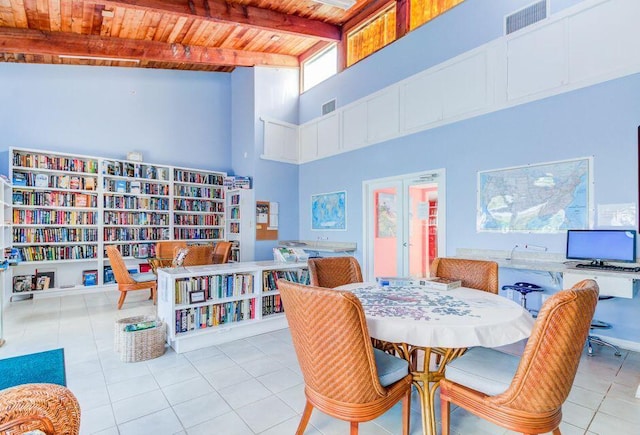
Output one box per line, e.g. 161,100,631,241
0,27,299,67
93,0,342,41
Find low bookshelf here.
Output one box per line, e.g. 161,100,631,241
157,260,309,353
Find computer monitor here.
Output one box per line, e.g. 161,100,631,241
566,229,637,264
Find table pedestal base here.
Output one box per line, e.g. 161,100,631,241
389,343,466,435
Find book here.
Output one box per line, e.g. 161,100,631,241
84,177,95,190
82,269,98,286
130,181,141,194
75,194,88,207
34,173,49,187
13,275,35,292
424,277,462,290
12,173,27,186
58,175,70,189
35,271,55,289
115,180,127,193
69,176,81,190
104,266,115,284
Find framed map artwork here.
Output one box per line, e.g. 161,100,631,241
312,191,347,231
477,157,593,233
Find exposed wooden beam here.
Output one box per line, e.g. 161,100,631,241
0,27,299,67
92,0,342,41
396,0,410,39
342,0,395,34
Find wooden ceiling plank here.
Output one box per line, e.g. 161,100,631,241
34,0,50,30
59,0,72,31
23,0,38,29
167,15,188,43
141,10,161,40
109,5,125,36
0,0,16,28
90,4,105,35
90,0,341,41
0,26,299,67
48,0,61,32
155,13,176,42
81,2,95,34
12,0,28,27
70,0,83,33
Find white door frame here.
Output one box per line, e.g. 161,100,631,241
362,169,446,281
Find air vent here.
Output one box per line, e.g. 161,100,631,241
322,99,337,115
505,0,547,35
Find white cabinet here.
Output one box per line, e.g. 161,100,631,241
157,261,309,353
563,271,635,299
226,189,255,262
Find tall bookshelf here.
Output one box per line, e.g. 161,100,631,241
6,147,229,300
102,159,171,262
10,149,101,296
0,177,11,317
173,167,226,243
157,261,309,353
226,188,255,262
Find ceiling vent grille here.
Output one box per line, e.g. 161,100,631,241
505,1,547,35
322,99,337,115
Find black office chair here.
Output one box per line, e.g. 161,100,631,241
587,296,621,356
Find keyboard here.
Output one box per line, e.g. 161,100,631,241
575,263,640,272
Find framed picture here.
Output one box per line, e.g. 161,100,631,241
189,290,206,304
311,190,347,231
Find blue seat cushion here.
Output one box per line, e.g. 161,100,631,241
131,272,157,283
373,348,409,387
445,347,520,396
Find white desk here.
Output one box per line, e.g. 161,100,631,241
456,248,640,298
337,283,534,435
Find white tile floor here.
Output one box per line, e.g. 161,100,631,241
1,290,639,435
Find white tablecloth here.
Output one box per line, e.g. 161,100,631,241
337,283,535,349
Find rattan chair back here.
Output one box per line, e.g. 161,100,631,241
430,257,499,293
490,279,598,411
307,256,363,288
156,240,187,259
0,383,81,435
278,280,412,434
439,279,599,435
212,241,232,264
175,245,214,266
106,245,157,310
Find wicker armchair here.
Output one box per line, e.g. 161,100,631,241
439,279,599,435
105,246,157,310
0,383,81,435
212,241,232,264
174,245,214,266
307,256,363,288
430,257,498,293
278,280,412,435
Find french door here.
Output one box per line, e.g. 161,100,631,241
363,170,445,280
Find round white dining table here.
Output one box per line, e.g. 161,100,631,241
336,282,535,435
336,282,534,349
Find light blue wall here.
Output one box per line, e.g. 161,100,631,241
0,63,232,172
231,67,301,260
253,67,300,260
299,0,586,123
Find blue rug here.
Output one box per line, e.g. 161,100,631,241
0,348,66,390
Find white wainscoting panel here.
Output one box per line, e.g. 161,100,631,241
342,102,368,151
317,113,341,158
400,67,444,132
507,20,568,101
299,122,318,162
442,52,489,118
367,88,400,143
261,118,298,162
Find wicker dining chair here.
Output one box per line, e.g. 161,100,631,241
105,246,157,310
439,279,599,435
0,383,81,435
174,245,215,266
430,257,499,293
278,280,412,435
307,256,363,288
156,240,187,260
212,241,232,264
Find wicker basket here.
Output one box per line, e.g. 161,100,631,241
114,315,167,363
